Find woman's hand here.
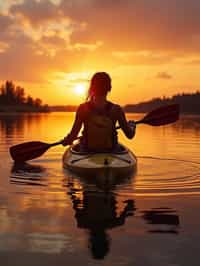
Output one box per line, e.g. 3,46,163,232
128,120,136,129
128,120,136,136
62,134,73,146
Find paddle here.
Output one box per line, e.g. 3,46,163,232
10,140,63,163
116,104,180,129
135,103,180,126
9,104,180,162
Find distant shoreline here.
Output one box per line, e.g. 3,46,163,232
0,105,50,113
1,90,200,114
1,109,200,115
49,92,200,114
123,92,200,114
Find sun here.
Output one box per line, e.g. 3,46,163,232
74,84,87,96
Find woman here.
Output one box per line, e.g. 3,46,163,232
62,72,136,151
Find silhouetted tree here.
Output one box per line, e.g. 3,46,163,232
124,91,200,114
0,80,49,112
34,98,42,107
26,96,33,106
15,86,25,104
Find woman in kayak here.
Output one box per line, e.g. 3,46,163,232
62,72,136,151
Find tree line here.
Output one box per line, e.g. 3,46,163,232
0,81,49,112
124,92,200,114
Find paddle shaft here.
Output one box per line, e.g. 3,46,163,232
36,103,180,148
49,121,138,147
49,140,64,147
10,104,179,162
116,120,141,130
48,120,140,147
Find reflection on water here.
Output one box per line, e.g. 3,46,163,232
142,208,180,234
173,115,200,131
10,163,46,187
0,112,200,264
134,157,200,196
0,114,44,145
66,172,136,260
0,112,72,143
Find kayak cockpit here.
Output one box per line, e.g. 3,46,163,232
63,143,137,178
70,143,129,155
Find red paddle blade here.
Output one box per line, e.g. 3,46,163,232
140,104,180,126
10,141,50,162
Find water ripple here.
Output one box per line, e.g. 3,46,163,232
132,157,200,196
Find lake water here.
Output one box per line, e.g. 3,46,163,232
0,112,200,266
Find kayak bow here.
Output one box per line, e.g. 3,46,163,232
63,143,137,177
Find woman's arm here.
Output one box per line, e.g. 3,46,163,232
117,105,136,139
62,106,83,146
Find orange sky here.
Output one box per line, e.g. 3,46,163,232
1,0,200,105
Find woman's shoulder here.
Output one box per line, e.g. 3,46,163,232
107,102,125,119
76,102,91,119
77,101,124,115
78,102,90,111
108,101,123,112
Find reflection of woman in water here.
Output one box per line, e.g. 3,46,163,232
67,177,136,260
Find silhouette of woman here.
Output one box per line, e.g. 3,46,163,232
62,72,136,151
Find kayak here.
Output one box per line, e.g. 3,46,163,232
63,143,137,177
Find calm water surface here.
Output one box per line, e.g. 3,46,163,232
0,112,200,266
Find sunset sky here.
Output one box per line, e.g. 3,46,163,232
1,0,200,105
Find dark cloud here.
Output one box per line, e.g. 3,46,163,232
0,14,13,32
0,33,51,82
185,59,200,65
8,0,200,51
65,0,200,52
1,0,200,83
112,51,175,65
0,28,92,82
10,0,64,26
40,35,67,48
156,72,172,80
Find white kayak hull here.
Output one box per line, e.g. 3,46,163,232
63,144,137,177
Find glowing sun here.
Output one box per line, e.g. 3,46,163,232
74,84,87,96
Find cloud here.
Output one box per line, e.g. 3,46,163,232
0,14,13,32
182,56,200,65
9,0,78,45
187,60,200,65
156,72,172,80
0,1,95,82
8,0,200,53
0,0,22,12
10,0,64,26
70,41,103,51
1,0,200,85
112,50,175,65
5,0,200,52
66,0,200,52
0,41,9,53
0,33,52,82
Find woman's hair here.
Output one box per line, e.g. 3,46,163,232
87,72,111,101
